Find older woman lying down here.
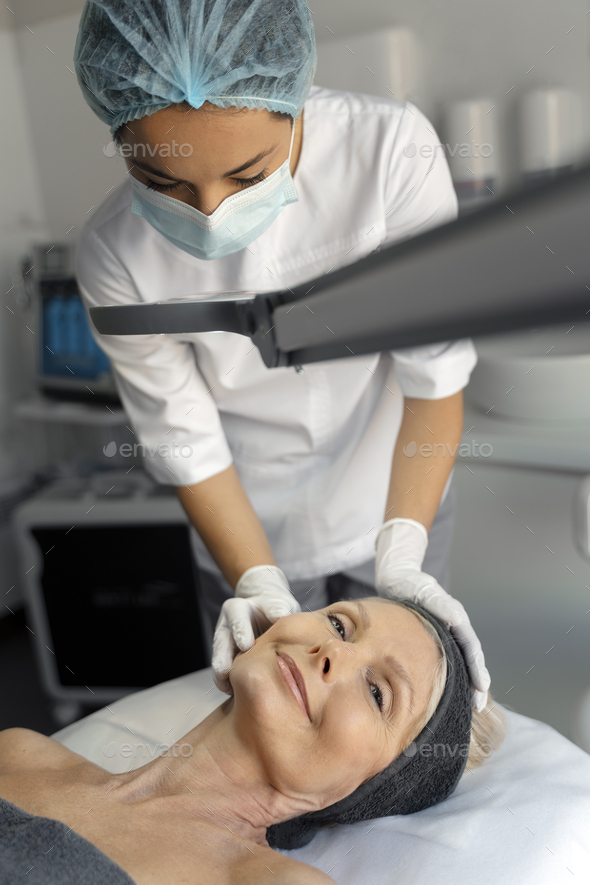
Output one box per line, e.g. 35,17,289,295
0,597,505,885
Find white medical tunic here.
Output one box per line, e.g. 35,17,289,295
76,86,477,582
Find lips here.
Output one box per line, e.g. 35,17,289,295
276,652,311,720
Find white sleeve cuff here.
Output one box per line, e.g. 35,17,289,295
391,338,478,399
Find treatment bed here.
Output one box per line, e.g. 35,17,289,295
52,666,590,885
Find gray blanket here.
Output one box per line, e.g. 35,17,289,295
0,796,136,884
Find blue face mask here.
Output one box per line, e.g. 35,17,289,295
129,123,299,261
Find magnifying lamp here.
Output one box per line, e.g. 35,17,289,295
90,162,590,368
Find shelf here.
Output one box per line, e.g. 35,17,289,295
15,396,127,426
459,398,590,473
15,396,590,466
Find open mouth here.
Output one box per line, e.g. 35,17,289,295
276,653,311,720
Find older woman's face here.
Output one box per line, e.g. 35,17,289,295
229,598,441,810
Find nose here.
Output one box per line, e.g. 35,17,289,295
182,183,235,216
183,189,217,215
310,635,357,684
188,193,220,215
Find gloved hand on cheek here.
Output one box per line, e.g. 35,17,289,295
212,565,301,694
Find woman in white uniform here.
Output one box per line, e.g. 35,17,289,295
74,0,490,709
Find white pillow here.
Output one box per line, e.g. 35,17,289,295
52,667,590,885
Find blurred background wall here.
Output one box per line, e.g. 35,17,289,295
1,0,589,744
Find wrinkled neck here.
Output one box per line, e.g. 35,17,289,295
109,696,315,847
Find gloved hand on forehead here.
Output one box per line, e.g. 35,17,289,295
375,517,491,712
212,564,301,693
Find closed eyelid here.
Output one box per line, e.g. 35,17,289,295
133,159,268,184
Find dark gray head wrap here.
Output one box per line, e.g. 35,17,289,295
266,598,473,850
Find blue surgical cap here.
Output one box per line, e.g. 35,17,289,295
74,0,317,138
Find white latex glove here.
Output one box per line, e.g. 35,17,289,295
375,517,491,712
211,565,301,694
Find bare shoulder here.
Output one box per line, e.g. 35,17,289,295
235,851,336,885
0,727,78,774
278,858,337,885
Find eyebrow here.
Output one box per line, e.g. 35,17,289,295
384,654,415,709
130,145,279,184
346,601,416,708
